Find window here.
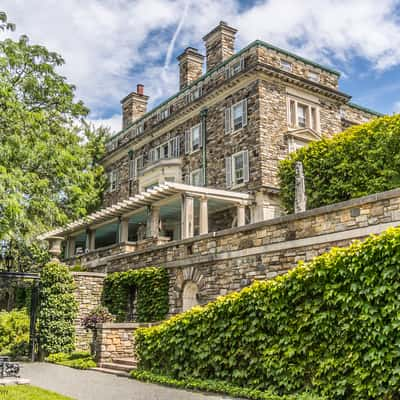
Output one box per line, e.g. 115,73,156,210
106,138,118,152
308,71,319,82
186,85,203,103
151,137,180,163
281,59,292,72
136,122,144,136
224,99,248,134
190,169,203,186
108,169,118,192
288,99,319,131
225,150,249,187
226,57,245,79
157,107,170,121
185,124,202,154
288,137,308,153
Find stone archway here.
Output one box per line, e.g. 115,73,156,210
182,280,199,312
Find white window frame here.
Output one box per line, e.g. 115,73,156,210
186,85,203,103
287,98,320,132
185,124,202,154
190,169,203,186
152,136,180,163
288,137,308,153
280,59,292,72
225,99,248,134
157,107,170,121
308,71,320,83
109,169,118,192
225,150,249,188
226,57,245,79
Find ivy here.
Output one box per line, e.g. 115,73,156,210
38,262,78,356
278,115,400,213
102,267,169,323
135,228,400,399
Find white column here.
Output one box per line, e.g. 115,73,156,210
119,218,129,243
181,195,194,239
199,197,208,235
237,204,246,227
150,206,160,238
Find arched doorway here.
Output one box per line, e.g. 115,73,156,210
182,280,199,312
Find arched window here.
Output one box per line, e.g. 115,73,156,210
182,281,199,312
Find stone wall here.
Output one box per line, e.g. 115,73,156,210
95,322,157,364
72,272,105,351
82,189,400,315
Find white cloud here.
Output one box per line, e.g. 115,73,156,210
89,113,122,134
2,0,400,125
393,101,400,113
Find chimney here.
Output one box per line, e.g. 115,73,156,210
121,84,149,129
203,21,237,71
177,47,204,90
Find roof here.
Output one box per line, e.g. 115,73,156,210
106,39,341,144
39,182,254,240
347,102,384,117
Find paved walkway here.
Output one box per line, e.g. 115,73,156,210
21,363,233,400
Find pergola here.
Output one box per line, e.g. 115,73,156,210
40,182,254,256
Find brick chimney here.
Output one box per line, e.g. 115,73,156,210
121,84,149,129
203,21,237,72
177,47,204,90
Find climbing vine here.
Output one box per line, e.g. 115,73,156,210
102,267,169,323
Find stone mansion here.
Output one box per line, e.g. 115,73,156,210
41,21,383,313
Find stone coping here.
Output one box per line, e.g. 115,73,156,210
96,322,160,329
71,272,106,278
82,188,400,268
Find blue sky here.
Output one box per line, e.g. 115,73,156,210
2,0,400,132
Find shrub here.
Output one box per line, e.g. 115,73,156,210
135,227,400,399
0,308,29,356
82,305,113,331
38,262,78,356
278,115,400,213
103,267,169,322
45,351,96,369
131,370,324,400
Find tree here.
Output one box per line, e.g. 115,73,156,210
0,11,15,32
0,25,109,255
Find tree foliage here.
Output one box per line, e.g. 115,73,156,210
0,21,108,252
0,308,29,356
38,262,78,355
278,115,399,213
136,227,400,399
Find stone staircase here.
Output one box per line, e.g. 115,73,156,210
92,357,137,377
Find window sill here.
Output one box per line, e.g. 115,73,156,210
231,127,244,135
231,182,247,189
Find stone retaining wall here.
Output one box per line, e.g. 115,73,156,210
72,272,106,351
95,322,157,364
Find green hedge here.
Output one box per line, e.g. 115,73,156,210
45,351,96,369
135,227,400,399
38,262,78,356
103,267,169,322
278,115,400,213
131,370,324,400
0,308,29,356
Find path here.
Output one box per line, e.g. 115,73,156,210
21,363,233,400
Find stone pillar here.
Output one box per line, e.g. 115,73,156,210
237,204,246,227
150,206,160,238
68,237,76,258
199,197,208,235
181,195,194,239
119,217,129,243
86,229,96,251
294,161,307,213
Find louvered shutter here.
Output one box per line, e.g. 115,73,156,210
224,66,230,80
175,136,180,157
225,157,232,188
243,150,249,183
199,125,203,148
184,174,190,185
242,99,248,127
185,129,191,154
148,149,154,163
225,107,232,134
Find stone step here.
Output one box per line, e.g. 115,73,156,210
91,367,131,377
100,362,136,373
112,357,137,366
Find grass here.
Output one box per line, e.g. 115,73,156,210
45,352,96,370
0,385,74,399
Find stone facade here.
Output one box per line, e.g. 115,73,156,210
69,189,400,316
72,272,105,351
95,322,157,364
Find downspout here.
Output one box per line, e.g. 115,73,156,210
200,108,208,186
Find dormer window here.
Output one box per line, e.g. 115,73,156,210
225,57,245,79
157,107,170,121
308,71,320,82
280,59,292,72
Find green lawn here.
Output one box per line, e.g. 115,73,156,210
0,385,74,400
